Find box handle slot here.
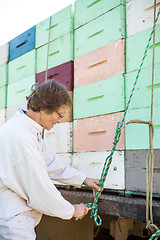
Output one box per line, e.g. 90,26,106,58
16,41,27,48
88,60,107,69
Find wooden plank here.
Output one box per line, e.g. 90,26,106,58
0,64,8,87
74,0,125,29
36,5,73,48
126,24,160,73
125,64,160,110
36,32,73,74
110,218,133,240
73,74,125,119
0,108,6,127
0,43,9,66
74,39,125,88
36,61,74,91
8,50,35,84
7,75,35,107
74,5,126,58
125,149,160,194
9,26,35,61
125,106,160,149
73,112,125,151
72,151,125,190
59,189,160,223
44,122,73,153
126,0,160,37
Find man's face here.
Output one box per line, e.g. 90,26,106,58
39,104,68,130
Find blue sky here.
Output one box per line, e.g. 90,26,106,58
0,0,75,45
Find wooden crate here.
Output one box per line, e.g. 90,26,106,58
0,43,9,66
36,61,74,91
72,151,125,190
9,26,35,61
74,0,125,29
125,64,160,110
125,106,160,150
0,108,6,127
7,75,35,107
36,32,73,74
126,24,160,73
73,113,125,152
36,5,73,48
0,64,8,87
126,0,160,37
44,122,73,153
125,149,160,194
74,4,126,58
73,74,125,120
0,85,7,109
74,39,125,88
6,103,27,121
8,50,35,84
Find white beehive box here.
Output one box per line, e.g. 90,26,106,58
0,108,6,127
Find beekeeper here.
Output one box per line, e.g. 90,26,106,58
0,80,100,240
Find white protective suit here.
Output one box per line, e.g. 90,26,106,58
0,109,86,240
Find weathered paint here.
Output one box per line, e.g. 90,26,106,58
36,61,74,91
0,108,6,127
0,43,9,66
125,106,160,149
0,85,7,109
74,4,126,58
36,32,73,74
126,0,160,37
73,74,125,119
0,64,8,87
72,151,125,190
44,122,73,153
8,50,35,84
125,149,160,194
36,5,73,48
74,0,125,29
74,39,125,88
126,24,160,73
73,112,125,152
9,26,35,61
7,75,35,107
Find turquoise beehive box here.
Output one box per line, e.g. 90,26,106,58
73,74,125,120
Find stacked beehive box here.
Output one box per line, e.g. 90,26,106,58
125,0,160,194
73,0,126,190
36,5,74,166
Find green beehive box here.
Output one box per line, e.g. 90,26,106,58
73,74,125,120
0,64,8,87
126,24,160,73
74,0,125,29
125,64,160,110
125,106,160,149
0,85,7,109
7,75,35,107
8,50,35,84
36,32,73,74
36,5,73,48
74,4,126,58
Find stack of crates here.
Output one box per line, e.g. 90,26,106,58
35,5,74,165
73,0,126,190
0,43,8,127
125,0,160,194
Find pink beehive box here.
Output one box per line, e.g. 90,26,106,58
73,112,125,152
74,39,125,88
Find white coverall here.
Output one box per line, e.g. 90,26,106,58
0,109,86,240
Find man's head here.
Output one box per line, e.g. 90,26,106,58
26,80,71,130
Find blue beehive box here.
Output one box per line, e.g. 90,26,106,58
9,26,35,61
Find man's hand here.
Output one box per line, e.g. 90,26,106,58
83,177,102,197
73,203,89,219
